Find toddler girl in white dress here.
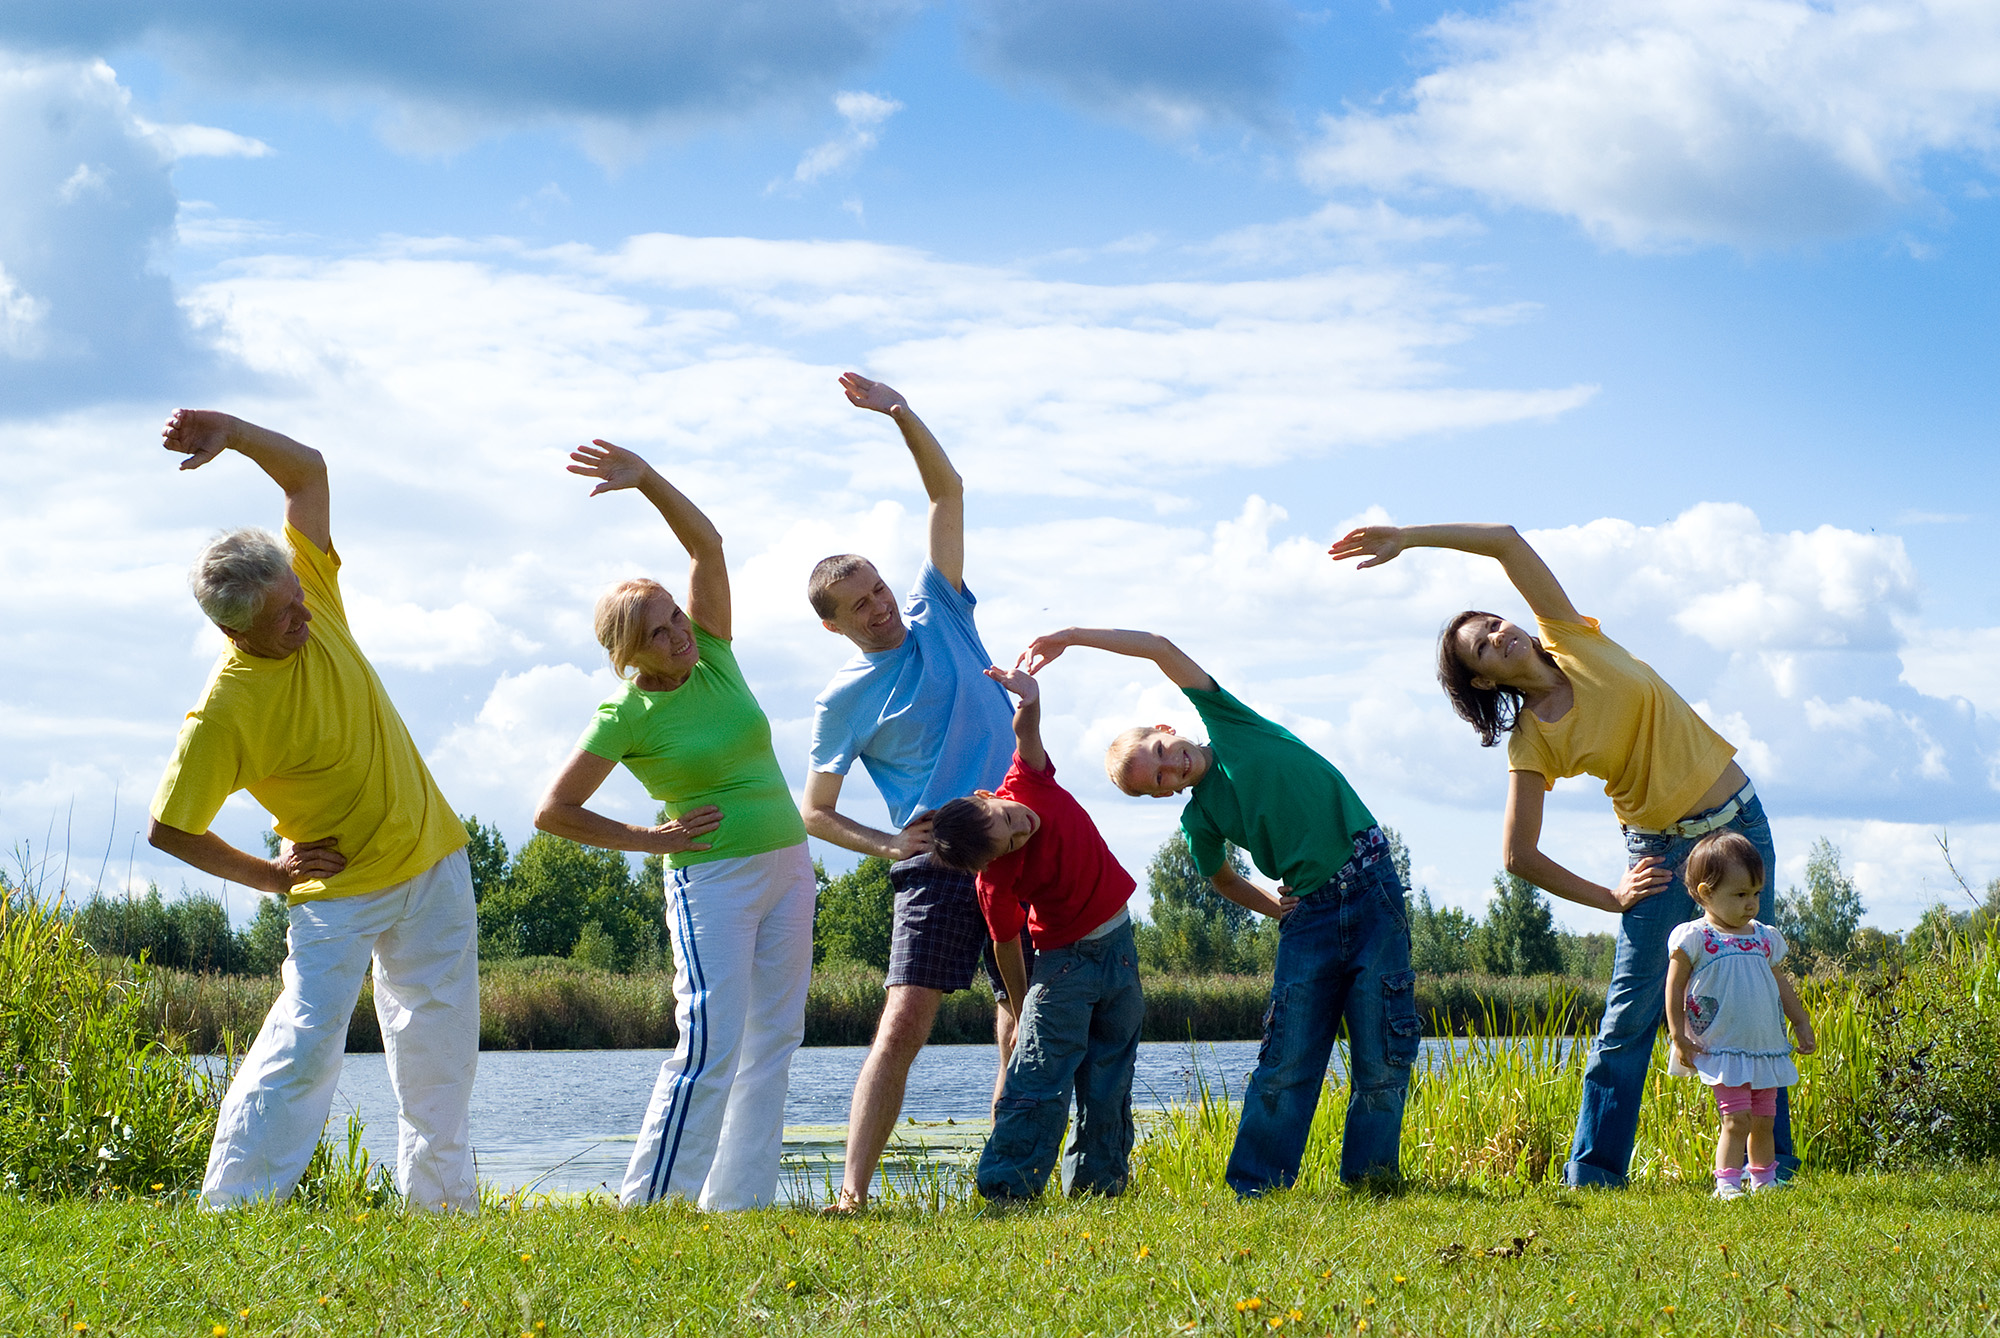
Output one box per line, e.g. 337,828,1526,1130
1665,829,1818,1199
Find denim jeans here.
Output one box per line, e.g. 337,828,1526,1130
1564,790,1797,1187
976,921,1144,1200
1225,827,1419,1196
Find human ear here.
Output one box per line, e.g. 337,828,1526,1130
1469,675,1496,692
821,619,842,635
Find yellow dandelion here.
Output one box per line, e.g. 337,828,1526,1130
73,1325,88,1335
1892,1246,1903,1254
1661,1305,1676,1315
1081,1232,1091,1240
353,1212,368,1223
534,1324,547,1333
786,1281,797,1291
1393,1274,1406,1285
462,1301,473,1310
1565,1292,1577,1306
1363,1296,1376,1306
213,1326,228,1337
318,1296,330,1307
520,1253,532,1263
150,1183,164,1191
1356,1321,1370,1333
1321,1268,1333,1280
1136,1246,1152,1260
1287,1309,1303,1322
239,1310,249,1320
1268,1319,1284,1330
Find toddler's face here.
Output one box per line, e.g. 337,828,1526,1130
1697,865,1762,932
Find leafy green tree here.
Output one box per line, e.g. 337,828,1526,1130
72,885,243,973
814,857,895,969
1409,891,1478,974
1134,833,1262,974
1776,838,1864,970
459,815,511,903
479,833,659,970
239,894,290,974
1557,931,1616,980
1472,872,1563,976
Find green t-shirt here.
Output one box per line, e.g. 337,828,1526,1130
577,626,807,870
1178,683,1377,895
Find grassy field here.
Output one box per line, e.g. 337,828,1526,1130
6,1170,1996,1336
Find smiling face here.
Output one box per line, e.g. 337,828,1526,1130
628,590,700,688
222,570,313,660
820,561,906,653
971,791,1040,861
1117,727,1210,798
1452,613,1544,691
1694,864,1764,933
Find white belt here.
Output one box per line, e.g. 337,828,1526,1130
1624,781,1755,840
1079,907,1131,941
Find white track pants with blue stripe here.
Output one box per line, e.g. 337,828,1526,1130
621,841,815,1211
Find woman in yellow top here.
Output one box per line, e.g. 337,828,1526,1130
1330,522,1792,1189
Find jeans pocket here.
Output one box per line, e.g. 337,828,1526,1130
1382,969,1420,1069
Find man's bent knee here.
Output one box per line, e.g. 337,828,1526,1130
871,986,942,1061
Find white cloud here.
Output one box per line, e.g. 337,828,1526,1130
1302,0,2000,250
784,91,903,188
1207,201,1484,266
1901,627,2000,719
134,117,273,160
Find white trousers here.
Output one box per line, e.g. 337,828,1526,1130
622,842,815,1211
201,849,480,1211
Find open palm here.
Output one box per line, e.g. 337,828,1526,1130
568,439,651,495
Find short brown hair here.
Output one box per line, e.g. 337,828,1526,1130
594,577,670,681
808,554,875,620
1103,726,1155,795
931,797,1003,871
1686,830,1765,901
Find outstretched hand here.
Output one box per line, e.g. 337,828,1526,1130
1018,631,1073,675
568,439,654,496
1328,525,1407,569
985,664,1040,702
161,409,242,471
839,372,908,417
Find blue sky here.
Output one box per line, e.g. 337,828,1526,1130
4,0,1997,933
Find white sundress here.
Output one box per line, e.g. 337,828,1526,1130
1666,918,1799,1090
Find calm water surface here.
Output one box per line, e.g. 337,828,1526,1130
317,1039,1483,1199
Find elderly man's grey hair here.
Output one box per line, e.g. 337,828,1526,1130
189,527,292,631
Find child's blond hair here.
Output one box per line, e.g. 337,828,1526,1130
1103,726,1155,795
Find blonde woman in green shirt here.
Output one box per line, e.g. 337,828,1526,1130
534,441,813,1211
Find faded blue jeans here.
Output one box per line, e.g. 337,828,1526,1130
1564,788,1797,1187
976,920,1144,1200
1226,827,1420,1196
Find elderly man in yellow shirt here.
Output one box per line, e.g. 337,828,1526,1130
147,410,477,1211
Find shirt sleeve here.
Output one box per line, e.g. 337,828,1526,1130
284,523,347,631
1506,725,1555,783
808,698,858,774
977,865,1026,941
1667,919,1703,961
1764,924,1788,966
1180,802,1227,880
150,712,252,836
576,695,631,762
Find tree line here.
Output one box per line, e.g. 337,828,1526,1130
44,814,1998,981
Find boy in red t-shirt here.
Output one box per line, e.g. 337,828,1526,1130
931,666,1143,1201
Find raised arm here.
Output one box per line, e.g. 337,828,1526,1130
1329,523,1580,624
1502,771,1668,913
162,411,331,552
1019,627,1216,692
570,440,730,640
535,749,723,855
984,665,1046,772
841,373,964,590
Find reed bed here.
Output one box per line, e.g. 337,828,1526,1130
131,959,1608,1053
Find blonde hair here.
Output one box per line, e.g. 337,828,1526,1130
1103,726,1157,795
594,577,672,681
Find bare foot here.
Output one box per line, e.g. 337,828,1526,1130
820,1190,867,1215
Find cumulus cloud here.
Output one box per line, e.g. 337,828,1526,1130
0,56,209,410
1302,0,2000,250
0,1,923,152
962,0,1296,135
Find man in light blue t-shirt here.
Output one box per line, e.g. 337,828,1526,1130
802,373,1017,1212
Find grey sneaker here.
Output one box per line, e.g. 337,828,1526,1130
1713,1179,1746,1201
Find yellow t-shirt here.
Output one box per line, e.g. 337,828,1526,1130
150,525,467,903
1505,616,1737,830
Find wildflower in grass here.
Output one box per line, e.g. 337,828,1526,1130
1321,1269,1332,1280
786,1281,797,1291
520,1253,532,1263
1136,1246,1152,1260
353,1212,368,1223
150,1183,163,1191
1267,1319,1283,1330
1393,1274,1406,1285
1661,1306,1675,1315
73,1325,87,1334
535,1323,547,1333
1235,1297,1262,1312
213,1326,228,1337
1356,1321,1369,1333
1565,1292,1577,1306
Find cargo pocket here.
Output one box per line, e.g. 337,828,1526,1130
1383,968,1421,1069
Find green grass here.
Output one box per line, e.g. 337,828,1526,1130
6,1170,1997,1336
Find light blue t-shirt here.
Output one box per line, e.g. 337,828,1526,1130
809,563,1015,828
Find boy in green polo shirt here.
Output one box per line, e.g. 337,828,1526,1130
1019,627,1418,1194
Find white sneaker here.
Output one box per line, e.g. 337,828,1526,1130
1713,1179,1746,1201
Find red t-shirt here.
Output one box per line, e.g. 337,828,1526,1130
976,752,1136,950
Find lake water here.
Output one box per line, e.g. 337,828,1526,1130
308,1038,1487,1201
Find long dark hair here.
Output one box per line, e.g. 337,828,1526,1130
1436,609,1539,748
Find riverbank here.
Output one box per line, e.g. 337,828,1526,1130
8,1168,1991,1336
136,957,1607,1052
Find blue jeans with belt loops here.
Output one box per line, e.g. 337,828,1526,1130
976,920,1144,1201
1225,827,1419,1197
1564,790,1797,1187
